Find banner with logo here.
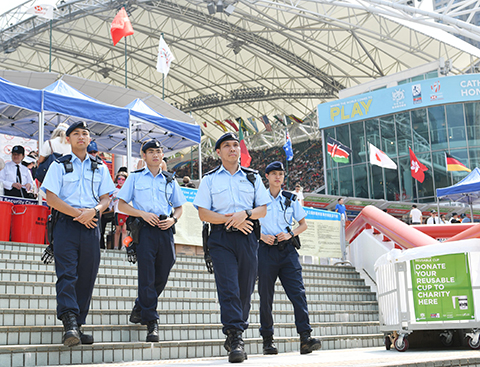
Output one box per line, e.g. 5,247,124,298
175,188,342,258
318,74,480,129
411,253,475,322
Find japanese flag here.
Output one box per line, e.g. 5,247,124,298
369,143,397,170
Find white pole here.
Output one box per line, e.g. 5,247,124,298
37,106,44,205
126,112,132,172
198,143,202,183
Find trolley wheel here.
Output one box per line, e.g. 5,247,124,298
394,337,409,352
440,334,454,347
467,336,480,350
385,336,391,350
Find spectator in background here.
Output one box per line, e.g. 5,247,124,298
118,166,128,174
294,184,304,206
181,176,196,188
450,212,461,223
112,171,129,250
38,122,71,163
440,214,447,224
335,198,346,217
426,210,440,224
0,157,5,171
409,205,422,225
0,145,35,198
87,141,99,156
461,213,472,223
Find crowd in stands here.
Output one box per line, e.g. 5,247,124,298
173,139,325,192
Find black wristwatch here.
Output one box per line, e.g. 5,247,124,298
172,216,178,224
245,209,252,219
94,207,100,218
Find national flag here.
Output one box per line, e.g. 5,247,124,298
283,131,294,161
260,115,272,132
236,117,255,134
369,143,397,169
247,117,259,132
110,7,134,46
202,122,207,128
409,147,428,183
238,125,251,167
327,137,351,164
225,119,239,132
288,115,304,124
156,35,175,76
445,152,471,172
26,4,54,19
213,120,228,132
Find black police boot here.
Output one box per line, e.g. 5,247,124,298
60,312,81,347
146,320,159,342
78,324,94,345
225,329,247,363
129,304,142,324
300,331,321,354
262,335,278,355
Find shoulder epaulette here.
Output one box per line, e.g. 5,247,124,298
133,168,145,173
162,170,174,184
89,154,103,165
55,154,72,164
203,165,221,177
240,166,259,175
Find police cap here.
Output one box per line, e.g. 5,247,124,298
87,141,98,153
141,139,163,152
66,121,89,137
215,132,239,150
265,161,285,174
11,145,25,155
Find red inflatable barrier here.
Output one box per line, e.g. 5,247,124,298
11,204,50,244
0,201,13,241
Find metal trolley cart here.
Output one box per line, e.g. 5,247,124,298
375,240,480,352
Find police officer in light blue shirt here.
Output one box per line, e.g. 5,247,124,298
41,121,115,347
117,139,186,343
194,132,270,363
258,161,321,356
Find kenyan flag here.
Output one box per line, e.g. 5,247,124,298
327,136,351,164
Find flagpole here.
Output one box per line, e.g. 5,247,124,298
284,114,289,190
321,130,328,195
161,33,165,100
125,35,128,88
49,20,52,72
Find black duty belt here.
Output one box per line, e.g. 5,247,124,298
211,224,239,232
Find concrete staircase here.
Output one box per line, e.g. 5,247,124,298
0,241,382,367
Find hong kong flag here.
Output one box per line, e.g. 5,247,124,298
409,147,428,183
110,7,134,46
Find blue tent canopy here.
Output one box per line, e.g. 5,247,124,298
126,99,201,155
436,167,480,204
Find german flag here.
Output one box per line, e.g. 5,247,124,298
445,152,471,172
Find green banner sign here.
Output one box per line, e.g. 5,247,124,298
411,253,474,322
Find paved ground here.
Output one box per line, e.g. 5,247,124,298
66,347,480,367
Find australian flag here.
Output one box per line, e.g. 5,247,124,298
283,131,294,161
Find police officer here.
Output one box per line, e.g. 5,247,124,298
258,161,321,355
117,139,186,342
193,132,270,363
41,121,115,347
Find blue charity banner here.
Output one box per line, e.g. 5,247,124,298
180,187,197,203
304,207,341,221
317,74,480,129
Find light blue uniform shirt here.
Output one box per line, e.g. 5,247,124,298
41,153,115,208
260,190,306,236
193,165,270,214
117,168,186,216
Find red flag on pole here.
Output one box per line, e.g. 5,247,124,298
409,147,428,183
110,8,134,46
238,125,251,167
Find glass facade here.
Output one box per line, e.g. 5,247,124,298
324,102,475,202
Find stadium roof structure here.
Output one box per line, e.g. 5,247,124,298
1,0,480,154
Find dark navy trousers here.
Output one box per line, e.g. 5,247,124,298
257,240,311,337
134,225,175,324
208,229,258,334
53,215,100,325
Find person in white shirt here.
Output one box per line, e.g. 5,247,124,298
294,184,304,206
0,145,35,198
38,122,71,163
426,210,441,225
409,204,422,225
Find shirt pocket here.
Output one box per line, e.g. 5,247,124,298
157,184,173,203
62,172,80,197
136,184,151,203
211,185,229,210
84,170,103,195
278,206,294,225
238,183,255,207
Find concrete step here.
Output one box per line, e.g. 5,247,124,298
0,257,361,279
0,294,378,313
0,321,381,345
0,308,379,327
0,333,384,367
